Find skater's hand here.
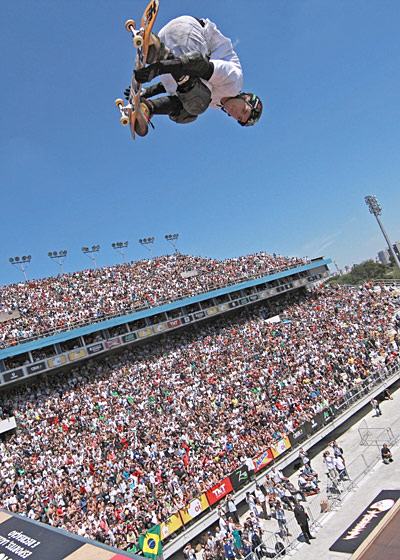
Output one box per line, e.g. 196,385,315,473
135,62,162,83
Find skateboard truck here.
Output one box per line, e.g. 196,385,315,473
115,99,130,126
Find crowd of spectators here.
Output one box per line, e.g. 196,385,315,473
0,252,306,348
0,283,399,552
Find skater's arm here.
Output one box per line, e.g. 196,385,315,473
135,53,214,83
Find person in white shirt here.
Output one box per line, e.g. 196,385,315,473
128,16,263,135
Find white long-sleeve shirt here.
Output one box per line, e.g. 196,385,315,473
158,16,243,107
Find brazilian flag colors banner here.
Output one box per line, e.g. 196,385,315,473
138,525,163,558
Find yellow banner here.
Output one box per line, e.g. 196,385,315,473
68,348,88,362
160,513,183,540
206,306,218,316
47,355,67,368
271,436,292,458
137,327,153,338
180,494,209,524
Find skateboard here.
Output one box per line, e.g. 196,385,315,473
115,0,159,139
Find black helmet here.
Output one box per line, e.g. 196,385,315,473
237,92,263,126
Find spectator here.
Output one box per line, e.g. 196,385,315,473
293,503,314,544
381,443,394,464
371,398,382,417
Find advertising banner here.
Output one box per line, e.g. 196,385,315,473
104,337,121,349
167,319,182,329
248,294,260,302
153,323,168,333
122,332,137,344
193,311,206,320
206,477,234,506
228,301,239,309
137,328,153,339
180,494,209,525
271,436,292,459
238,297,249,305
253,449,274,473
68,348,88,362
160,513,183,541
205,306,218,316
87,342,104,355
0,510,138,560
329,490,400,554
218,303,230,312
288,422,311,447
230,465,250,491
47,355,67,369
181,315,193,324
3,369,24,384
26,362,47,375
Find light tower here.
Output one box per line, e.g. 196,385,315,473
165,233,179,254
139,237,155,255
48,250,68,274
81,245,101,268
364,195,400,271
9,255,31,281
112,241,129,263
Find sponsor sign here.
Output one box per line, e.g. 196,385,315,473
122,332,137,344
153,323,167,333
87,342,104,355
205,306,218,316
26,362,47,375
0,510,136,560
181,315,193,324
206,477,234,506
137,328,153,339
228,301,239,309
271,436,291,458
248,294,260,302
3,369,24,384
167,319,182,329
104,337,121,349
160,513,183,541
68,348,87,362
193,311,206,320
218,303,230,312
0,514,81,560
230,465,250,491
329,490,400,554
254,449,274,473
47,355,67,368
238,297,249,305
288,422,311,447
180,494,209,525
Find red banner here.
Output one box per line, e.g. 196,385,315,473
254,449,274,473
206,476,233,506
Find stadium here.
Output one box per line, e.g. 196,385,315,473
1,251,399,560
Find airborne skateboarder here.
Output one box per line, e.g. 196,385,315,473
126,15,263,135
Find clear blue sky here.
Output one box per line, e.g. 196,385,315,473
1,0,400,285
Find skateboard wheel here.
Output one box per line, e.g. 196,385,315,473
133,35,143,48
115,98,124,108
125,19,135,32
120,115,129,126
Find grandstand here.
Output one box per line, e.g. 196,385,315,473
0,252,399,559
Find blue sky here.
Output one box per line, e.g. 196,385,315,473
1,0,400,284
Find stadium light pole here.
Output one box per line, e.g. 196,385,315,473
48,250,68,274
165,233,179,254
112,241,129,263
364,195,400,271
81,245,100,268
9,255,31,281
139,237,155,256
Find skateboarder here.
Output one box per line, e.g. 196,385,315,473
126,15,263,135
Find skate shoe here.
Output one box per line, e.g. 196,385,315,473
134,100,153,137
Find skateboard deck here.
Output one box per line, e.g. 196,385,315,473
115,0,159,139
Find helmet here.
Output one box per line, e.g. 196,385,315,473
237,92,263,126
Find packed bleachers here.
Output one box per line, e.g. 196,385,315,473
0,283,398,551
0,252,306,348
